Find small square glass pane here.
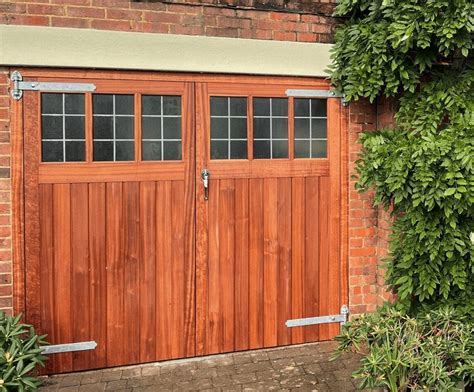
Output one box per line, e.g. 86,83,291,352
253,140,271,159
272,118,288,139
211,140,228,160
116,117,134,139
142,95,161,115
42,116,63,139
295,140,310,158
253,118,270,139
211,118,228,139
272,140,288,158
115,141,134,161
163,96,181,115
230,118,247,139
142,141,162,161
65,141,85,162
42,141,63,162
65,116,85,139
65,94,85,114
294,99,310,117
311,99,327,117
210,97,228,116
311,119,327,139
271,98,288,116
253,98,270,116
142,117,161,139
115,95,134,115
294,118,310,139
163,117,181,139
93,95,113,114
230,141,247,159
93,117,113,139
41,94,63,114
230,98,247,116
93,141,114,161
163,141,181,160
311,140,327,158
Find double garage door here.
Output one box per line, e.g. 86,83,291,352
19,70,347,373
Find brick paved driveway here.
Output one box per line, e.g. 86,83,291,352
40,341,369,391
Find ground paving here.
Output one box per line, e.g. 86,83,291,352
39,341,376,391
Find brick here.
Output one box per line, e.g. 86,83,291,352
8,15,49,26
51,16,90,28
273,31,296,41
205,27,239,38
91,19,131,31
27,4,66,16
67,6,105,19
142,11,181,24
106,9,143,21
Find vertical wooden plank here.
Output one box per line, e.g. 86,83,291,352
248,178,264,349
88,182,107,369
327,99,342,338
70,183,91,370
263,178,278,347
171,181,185,358
195,82,208,356
291,178,305,344
304,177,320,342
12,95,25,315
139,181,157,363
207,179,221,354
53,183,73,372
181,83,196,357
219,179,235,353
106,182,124,367
277,178,292,346
155,181,172,360
38,184,55,374
234,178,249,351
123,182,140,364
318,177,331,340
24,92,41,330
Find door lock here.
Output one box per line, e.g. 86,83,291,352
201,169,210,201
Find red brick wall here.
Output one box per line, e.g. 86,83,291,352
0,0,392,318
0,1,336,43
0,69,12,316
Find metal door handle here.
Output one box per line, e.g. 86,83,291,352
201,169,210,201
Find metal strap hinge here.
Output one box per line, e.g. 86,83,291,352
10,71,96,101
285,305,349,329
40,341,97,355
285,89,348,106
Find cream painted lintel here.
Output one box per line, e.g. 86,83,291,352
0,25,332,77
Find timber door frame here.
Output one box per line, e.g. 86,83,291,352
10,69,348,368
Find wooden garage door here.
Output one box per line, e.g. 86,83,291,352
195,82,344,355
23,78,196,373
20,72,346,374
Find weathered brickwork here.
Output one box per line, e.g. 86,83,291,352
0,0,392,318
0,0,337,43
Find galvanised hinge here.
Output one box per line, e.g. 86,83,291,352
10,70,96,101
285,89,348,106
285,304,349,330
40,341,97,355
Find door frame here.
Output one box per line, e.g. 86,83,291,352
11,68,349,347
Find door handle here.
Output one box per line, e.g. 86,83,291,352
201,169,210,201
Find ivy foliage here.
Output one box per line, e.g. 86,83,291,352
329,0,474,311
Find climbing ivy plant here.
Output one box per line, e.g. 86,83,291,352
329,0,473,311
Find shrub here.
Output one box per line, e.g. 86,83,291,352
334,306,474,391
0,312,48,391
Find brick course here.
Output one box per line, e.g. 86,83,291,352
0,0,393,319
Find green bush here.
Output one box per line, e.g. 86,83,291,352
334,306,474,391
0,312,48,391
